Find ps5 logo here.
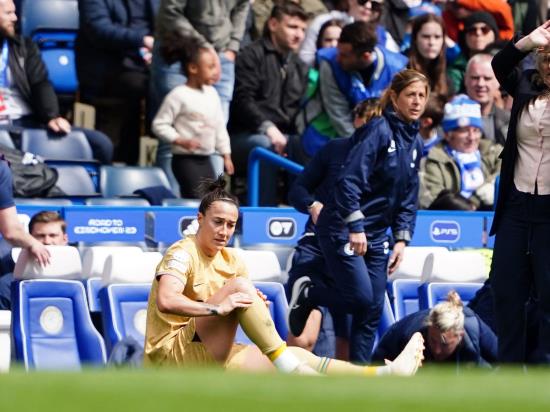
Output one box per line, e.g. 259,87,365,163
430,220,460,243
267,218,296,239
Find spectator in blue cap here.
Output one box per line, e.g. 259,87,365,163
419,94,502,210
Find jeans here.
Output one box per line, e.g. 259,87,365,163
149,42,235,194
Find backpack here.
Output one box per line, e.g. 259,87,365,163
0,144,62,197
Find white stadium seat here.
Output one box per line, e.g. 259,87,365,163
421,250,489,283
388,246,449,281
81,246,144,278
102,251,161,284
235,248,283,282
14,246,82,280
0,310,10,372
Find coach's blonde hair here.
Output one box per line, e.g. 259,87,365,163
427,291,465,333
364,69,430,123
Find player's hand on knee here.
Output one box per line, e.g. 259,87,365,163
349,232,367,256
256,288,270,307
218,292,254,315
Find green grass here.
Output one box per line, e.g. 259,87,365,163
1,366,549,412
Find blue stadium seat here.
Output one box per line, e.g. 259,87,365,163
85,277,103,313
390,279,421,321
235,281,289,344
20,0,79,37
11,279,106,370
0,129,14,149
378,292,396,337
85,197,150,206
14,198,72,206
20,0,79,94
53,164,98,196
46,159,100,191
99,166,171,198
161,198,201,207
418,282,484,310
21,129,93,160
98,283,151,355
371,292,396,354
38,36,78,94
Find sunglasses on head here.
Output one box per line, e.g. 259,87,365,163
466,24,492,35
357,0,383,12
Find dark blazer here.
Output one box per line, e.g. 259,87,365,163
372,307,498,366
490,39,546,235
5,35,59,123
75,0,159,96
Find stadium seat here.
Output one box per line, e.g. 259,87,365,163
420,250,488,284
85,197,150,206
99,166,172,198
81,246,144,279
53,164,98,197
21,129,93,160
0,129,14,149
161,198,201,208
11,279,107,370
418,282,484,310
388,246,449,281
390,279,421,321
34,31,78,94
235,249,284,282
20,0,79,37
14,245,82,280
371,293,396,355
98,283,151,355
14,198,72,206
101,252,161,284
242,243,295,283
378,292,396,337
0,310,10,372
85,277,103,313
235,281,289,344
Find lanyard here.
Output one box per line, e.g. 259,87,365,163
0,41,9,89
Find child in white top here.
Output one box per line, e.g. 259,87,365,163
152,37,234,198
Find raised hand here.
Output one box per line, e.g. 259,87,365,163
516,20,550,52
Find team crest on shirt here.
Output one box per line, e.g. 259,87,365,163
343,243,355,256
387,140,396,153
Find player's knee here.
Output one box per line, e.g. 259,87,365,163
226,277,255,295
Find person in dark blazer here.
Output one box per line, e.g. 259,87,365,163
76,0,159,165
491,20,550,364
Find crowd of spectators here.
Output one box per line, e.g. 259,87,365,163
2,0,528,207
54,0,524,208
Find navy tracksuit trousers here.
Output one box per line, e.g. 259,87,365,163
312,233,389,363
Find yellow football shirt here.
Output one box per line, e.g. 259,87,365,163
143,235,248,365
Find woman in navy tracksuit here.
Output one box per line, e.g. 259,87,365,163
289,69,429,363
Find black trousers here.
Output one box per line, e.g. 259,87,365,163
491,185,550,364
171,154,216,198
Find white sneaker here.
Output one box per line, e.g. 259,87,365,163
387,332,425,376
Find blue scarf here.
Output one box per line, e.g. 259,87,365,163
447,146,484,198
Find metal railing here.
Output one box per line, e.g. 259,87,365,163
247,147,304,206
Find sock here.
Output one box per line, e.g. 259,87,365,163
268,343,302,372
287,347,384,376
237,293,285,354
